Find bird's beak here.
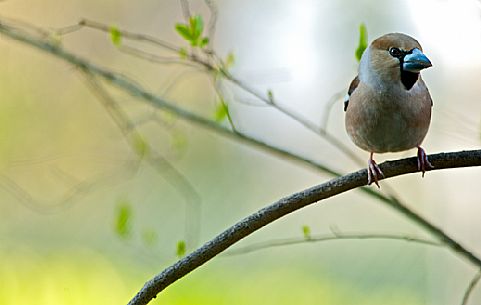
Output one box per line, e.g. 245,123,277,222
403,48,432,72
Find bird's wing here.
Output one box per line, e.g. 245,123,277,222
344,75,360,112
420,78,433,107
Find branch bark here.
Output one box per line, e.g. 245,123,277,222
127,149,481,305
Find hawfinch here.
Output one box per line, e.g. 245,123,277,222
344,33,433,187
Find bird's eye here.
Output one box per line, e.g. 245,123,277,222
389,47,403,58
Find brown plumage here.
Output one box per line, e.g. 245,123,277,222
344,33,433,187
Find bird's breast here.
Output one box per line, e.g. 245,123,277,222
345,81,431,153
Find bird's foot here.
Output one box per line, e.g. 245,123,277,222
417,146,433,177
367,157,384,188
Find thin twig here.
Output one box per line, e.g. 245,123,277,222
320,90,344,131
461,269,481,305
0,15,51,38
211,77,237,131
118,44,200,67
203,0,218,45
0,159,139,213
82,72,202,247
223,232,441,256
222,70,365,165
179,0,192,22
55,18,181,52
158,68,202,98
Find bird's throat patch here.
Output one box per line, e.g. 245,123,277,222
400,69,419,90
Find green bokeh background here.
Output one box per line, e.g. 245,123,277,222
1,0,481,304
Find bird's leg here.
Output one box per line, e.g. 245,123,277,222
367,152,384,188
417,146,433,177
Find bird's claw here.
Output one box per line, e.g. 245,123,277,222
367,158,384,188
417,146,433,177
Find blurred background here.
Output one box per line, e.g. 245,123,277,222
0,0,481,304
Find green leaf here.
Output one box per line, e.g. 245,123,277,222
142,229,158,247
267,89,274,103
176,240,186,258
171,131,188,153
115,201,132,239
133,134,149,157
175,23,193,41
189,15,204,40
162,111,177,125
355,23,368,62
110,26,122,47
134,136,149,157
302,225,311,240
225,52,235,69
214,101,229,122
200,37,209,48
178,47,188,59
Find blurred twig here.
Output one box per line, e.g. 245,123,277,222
223,232,441,256
81,72,202,247
219,69,366,165
461,269,481,305
203,0,218,45
320,90,345,131
179,0,192,22
118,45,193,66
0,159,139,213
55,19,181,52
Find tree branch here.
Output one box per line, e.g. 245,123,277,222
126,149,481,305
461,269,481,305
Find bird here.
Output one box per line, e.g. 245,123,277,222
344,33,433,187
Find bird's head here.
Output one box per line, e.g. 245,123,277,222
359,33,432,90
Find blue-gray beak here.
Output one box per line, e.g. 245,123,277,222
403,48,432,72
